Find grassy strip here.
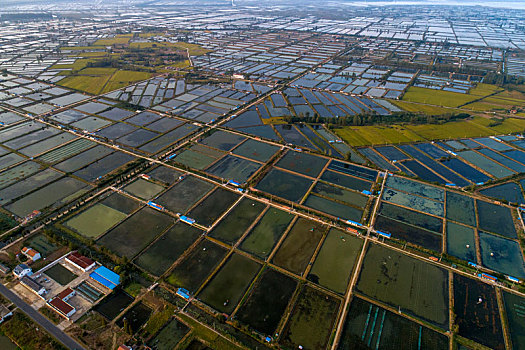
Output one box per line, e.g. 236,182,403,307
38,306,62,325
177,313,245,350
142,304,176,338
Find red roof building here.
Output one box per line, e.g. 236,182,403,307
56,287,75,302
65,252,95,272
48,297,75,319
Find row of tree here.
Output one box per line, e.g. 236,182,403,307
283,111,471,126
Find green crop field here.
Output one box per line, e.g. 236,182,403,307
101,70,153,93
334,124,424,146
93,35,132,46
402,87,477,107
58,75,111,95
128,41,211,56
391,100,453,115
334,116,525,146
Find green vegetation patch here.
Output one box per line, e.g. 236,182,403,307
123,178,165,200
0,312,67,350
65,203,127,238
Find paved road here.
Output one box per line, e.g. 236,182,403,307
0,283,86,350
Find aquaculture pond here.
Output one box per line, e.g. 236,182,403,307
502,291,525,350
478,231,525,279
198,253,261,314
148,318,190,350
206,155,261,183
338,296,449,350
6,176,90,217
155,176,214,214
236,268,297,336
123,178,165,200
208,198,266,245
304,194,364,222
100,192,141,214
275,150,329,178
382,187,444,217
167,239,228,294
476,200,517,239
385,176,444,201
356,244,449,328
445,191,476,227
186,187,240,227
117,302,152,334
374,215,443,252
255,168,313,203
453,274,504,350
98,207,173,258
272,218,326,276
135,222,203,276
307,228,362,294
44,263,77,285
95,291,134,320
479,182,525,205
232,139,279,162
311,182,368,208
0,169,62,205
446,222,476,262
200,130,246,151
240,208,294,259
321,170,373,194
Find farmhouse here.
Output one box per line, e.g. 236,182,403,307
13,264,32,278
21,247,41,262
0,263,10,275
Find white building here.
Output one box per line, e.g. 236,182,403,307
13,264,32,279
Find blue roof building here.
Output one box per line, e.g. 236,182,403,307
90,266,120,290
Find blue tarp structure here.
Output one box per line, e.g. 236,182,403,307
90,266,120,290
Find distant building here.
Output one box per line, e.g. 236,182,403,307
0,263,10,275
176,288,190,300
20,276,46,296
21,247,41,262
65,252,95,272
13,264,32,278
0,305,12,324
